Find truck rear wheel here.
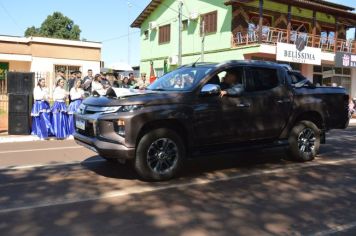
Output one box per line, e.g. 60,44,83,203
288,120,320,162
135,128,185,181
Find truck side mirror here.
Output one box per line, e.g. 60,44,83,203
200,84,221,96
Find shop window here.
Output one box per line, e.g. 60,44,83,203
159,24,171,44
343,68,351,75
313,74,322,86
312,65,351,92
335,67,342,74
201,11,217,35
313,66,322,73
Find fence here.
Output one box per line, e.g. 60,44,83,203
232,27,356,54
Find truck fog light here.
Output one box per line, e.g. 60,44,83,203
115,119,126,137
117,120,125,126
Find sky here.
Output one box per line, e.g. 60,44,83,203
0,0,355,67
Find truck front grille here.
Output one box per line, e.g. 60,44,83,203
76,122,95,137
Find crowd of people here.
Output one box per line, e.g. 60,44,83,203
30,69,150,140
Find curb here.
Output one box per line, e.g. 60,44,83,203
0,135,74,143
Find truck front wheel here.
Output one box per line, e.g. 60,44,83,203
135,128,185,181
288,120,320,162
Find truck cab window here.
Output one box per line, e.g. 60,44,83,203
245,67,279,91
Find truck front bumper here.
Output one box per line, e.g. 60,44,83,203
74,132,135,160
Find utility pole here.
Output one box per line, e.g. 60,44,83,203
178,0,183,66
128,1,132,65
201,19,205,62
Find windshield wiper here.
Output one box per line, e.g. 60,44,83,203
294,79,315,88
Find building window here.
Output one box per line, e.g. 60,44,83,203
201,11,217,35
144,30,149,40
159,24,170,44
245,67,279,92
54,65,80,79
182,19,188,31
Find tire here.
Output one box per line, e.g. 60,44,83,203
135,128,185,181
288,120,320,162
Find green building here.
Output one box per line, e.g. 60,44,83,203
131,0,356,96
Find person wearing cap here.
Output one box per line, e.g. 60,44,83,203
55,68,70,92
128,72,136,86
67,71,77,92
76,70,82,80
55,69,65,81
100,73,111,90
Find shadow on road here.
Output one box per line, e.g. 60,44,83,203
0,126,355,235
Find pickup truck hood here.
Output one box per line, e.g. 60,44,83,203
83,88,181,106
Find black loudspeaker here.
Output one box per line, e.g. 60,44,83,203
8,93,32,135
8,113,31,135
8,93,30,113
7,72,35,94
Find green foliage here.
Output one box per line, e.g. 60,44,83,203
24,12,81,40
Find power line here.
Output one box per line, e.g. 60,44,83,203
101,30,140,42
0,1,22,33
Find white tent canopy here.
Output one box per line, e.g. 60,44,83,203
107,62,133,71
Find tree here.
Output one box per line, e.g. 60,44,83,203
24,12,81,40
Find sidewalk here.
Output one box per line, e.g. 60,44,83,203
0,133,74,143
1,119,355,143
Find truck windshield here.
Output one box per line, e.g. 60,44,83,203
148,66,213,91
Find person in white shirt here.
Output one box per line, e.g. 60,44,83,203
31,78,53,139
68,79,84,134
51,78,69,139
91,73,105,95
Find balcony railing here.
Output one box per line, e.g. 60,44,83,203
231,27,356,54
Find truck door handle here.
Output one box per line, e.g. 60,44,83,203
236,103,250,108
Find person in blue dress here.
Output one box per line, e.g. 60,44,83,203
51,78,69,139
68,79,84,135
31,78,53,139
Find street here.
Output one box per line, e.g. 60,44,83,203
0,126,356,236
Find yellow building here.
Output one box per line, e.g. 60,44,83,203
0,35,102,131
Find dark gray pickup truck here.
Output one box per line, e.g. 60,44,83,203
74,60,350,181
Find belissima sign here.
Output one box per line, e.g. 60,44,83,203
335,52,356,68
276,42,321,65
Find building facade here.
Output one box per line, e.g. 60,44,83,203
0,35,102,131
0,35,101,94
131,0,356,96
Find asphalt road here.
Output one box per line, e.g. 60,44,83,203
0,126,356,236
